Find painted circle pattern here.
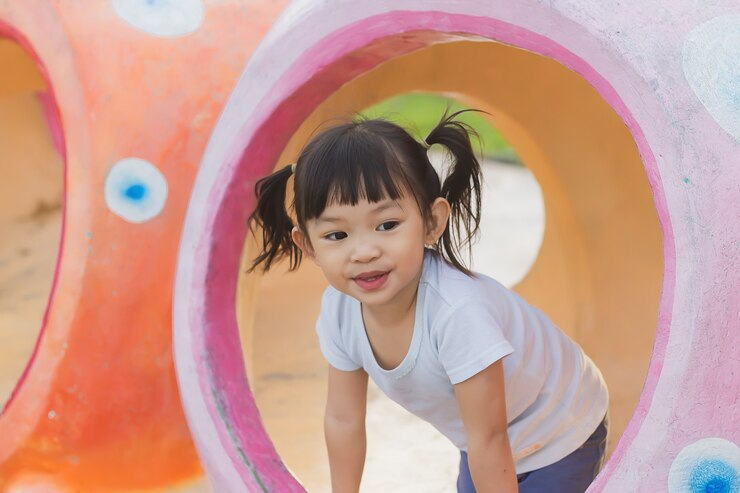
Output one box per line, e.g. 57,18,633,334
668,438,740,493
105,158,168,223
111,0,204,37
682,14,740,141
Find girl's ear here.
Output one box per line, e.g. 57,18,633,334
291,226,317,263
425,197,451,245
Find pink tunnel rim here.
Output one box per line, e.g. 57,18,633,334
179,9,676,491
0,21,68,414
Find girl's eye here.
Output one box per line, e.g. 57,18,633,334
324,231,347,241
377,221,399,232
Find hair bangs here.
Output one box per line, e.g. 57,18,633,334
298,128,411,222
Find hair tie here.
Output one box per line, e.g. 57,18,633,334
290,163,297,173
420,137,431,149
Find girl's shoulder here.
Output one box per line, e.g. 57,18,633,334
420,251,539,335
421,250,508,307
317,285,356,323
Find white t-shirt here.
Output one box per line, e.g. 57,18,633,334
315,249,609,473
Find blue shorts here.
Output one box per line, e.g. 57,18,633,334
457,414,609,493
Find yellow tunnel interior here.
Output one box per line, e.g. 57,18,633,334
0,39,63,408
241,38,663,492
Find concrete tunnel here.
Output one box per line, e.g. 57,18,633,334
235,39,662,489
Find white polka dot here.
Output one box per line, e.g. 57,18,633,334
668,437,740,492
112,0,204,37
683,15,740,140
105,158,168,224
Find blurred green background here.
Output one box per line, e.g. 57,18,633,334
363,92,519,163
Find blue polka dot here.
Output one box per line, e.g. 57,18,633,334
689,459,738,493
112,0,204,37
124,183,147,201
669,438,740,493
105,158,168,224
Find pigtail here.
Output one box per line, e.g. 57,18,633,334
247,165,301,273
424,109,484,276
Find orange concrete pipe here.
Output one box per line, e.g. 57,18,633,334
0,1,290,491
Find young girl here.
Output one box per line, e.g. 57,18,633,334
248,111,609,492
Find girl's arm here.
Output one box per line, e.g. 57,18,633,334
454,360,518,493
324,365,368,493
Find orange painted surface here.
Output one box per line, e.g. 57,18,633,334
0,1,289,490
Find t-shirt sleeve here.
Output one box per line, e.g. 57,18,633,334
315,289,362,372
434,300,515,385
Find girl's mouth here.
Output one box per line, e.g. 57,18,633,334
353,272,389,291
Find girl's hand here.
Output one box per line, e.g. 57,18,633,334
454,360,518,492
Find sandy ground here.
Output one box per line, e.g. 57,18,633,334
0,211,62,410
0,93,64,410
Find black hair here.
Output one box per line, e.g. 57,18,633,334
247,109,484,276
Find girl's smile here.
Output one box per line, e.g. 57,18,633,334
353,271,389,291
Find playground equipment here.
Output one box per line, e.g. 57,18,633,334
175,1,740,492
1,1,738,491
0,1,289,490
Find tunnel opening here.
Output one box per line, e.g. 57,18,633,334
234,37,661,491
176,9,675,491
0,31,65,412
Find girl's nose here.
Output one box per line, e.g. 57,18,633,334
349,240,380,263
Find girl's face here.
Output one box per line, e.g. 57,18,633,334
292,193,449,310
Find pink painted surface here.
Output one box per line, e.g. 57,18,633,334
35,91,64,158
176,1,739,491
